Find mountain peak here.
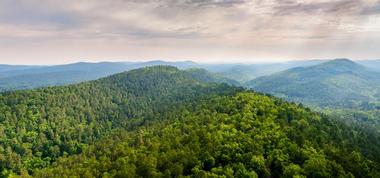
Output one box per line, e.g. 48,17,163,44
329,58,355,64
314,58,363,70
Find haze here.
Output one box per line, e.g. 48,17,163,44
1,0,380,65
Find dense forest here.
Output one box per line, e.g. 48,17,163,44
35,92,380,178
246,59,380,108
0,66,380,177
0,66,239,177
245,59,380,134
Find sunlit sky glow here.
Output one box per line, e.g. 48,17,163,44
0,0,380,64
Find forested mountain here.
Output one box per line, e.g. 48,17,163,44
0,66,239,177
1,59,379,92
0,66,379,177
0,59,324,91
219,60,325,82
184,68,240,86
246,59,380,108
0,61,197,91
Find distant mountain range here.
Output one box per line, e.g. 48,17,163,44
1,59,379,93
0,61,199,91
245,59,380,108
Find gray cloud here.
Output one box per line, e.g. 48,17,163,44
361,0,380,14
0,0,80,28
273,0,365,16
0,0,379,64
182,0,247,7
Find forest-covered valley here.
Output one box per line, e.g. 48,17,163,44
0,65,379,177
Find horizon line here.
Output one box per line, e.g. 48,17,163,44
1,58,379,66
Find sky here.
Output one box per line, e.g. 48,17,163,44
0,0,379,64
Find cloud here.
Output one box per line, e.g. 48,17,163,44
272,0,362,16
0,0,379,64
1,0,376,39
0,0,80,28
181,0,247,7
360,0,380,14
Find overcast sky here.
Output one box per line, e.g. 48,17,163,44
0,0,379,64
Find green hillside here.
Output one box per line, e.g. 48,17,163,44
35,92,380,178
219,60,324,82
184,68,240,86
0,66,238,176
0,66,379,177
245,59,380,108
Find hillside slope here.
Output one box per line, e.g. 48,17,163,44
35,92,380,178
0,61,200,91
0,66,378,177
0,66,239,176
220,60,325,82
246,59,380,108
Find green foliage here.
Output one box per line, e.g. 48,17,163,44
0,66,239,176
185,68,240,86
245,59,380,137
245,59,380,108
0,65,379,177
32,93,380,177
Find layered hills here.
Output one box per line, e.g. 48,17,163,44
0,60,324,91
246,59,380,108
0,66,379,177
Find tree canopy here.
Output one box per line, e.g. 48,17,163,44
0,66,379,177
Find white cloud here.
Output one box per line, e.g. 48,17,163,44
0,0,379,64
